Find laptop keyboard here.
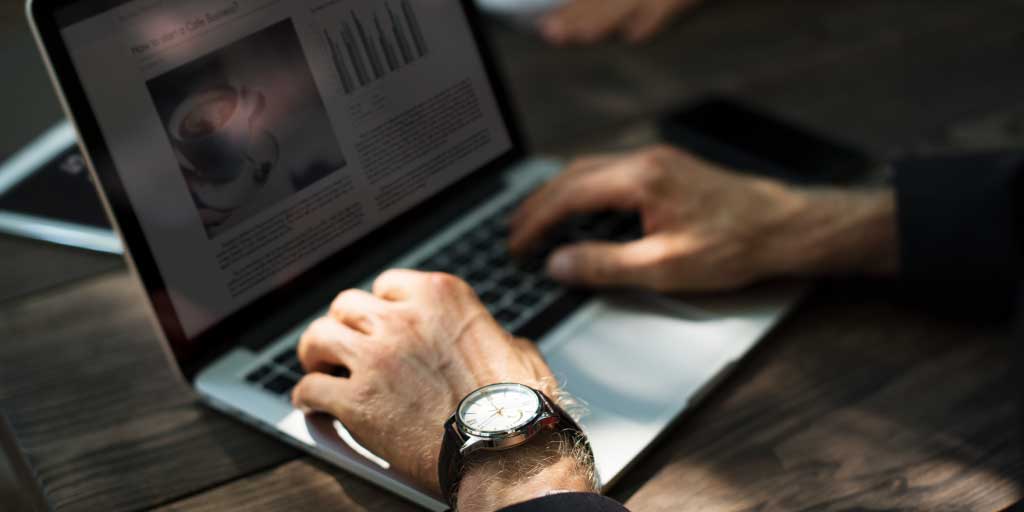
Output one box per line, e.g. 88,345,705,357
246,202,643,398
245,347,305,397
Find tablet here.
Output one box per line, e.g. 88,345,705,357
0,121,121,253
476,0,564,25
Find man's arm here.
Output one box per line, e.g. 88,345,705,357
508,145,1023,309
289,270,616,511
286,146,1023,512
508,145,901,293
457,430,619,511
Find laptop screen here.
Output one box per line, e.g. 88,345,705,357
53,0,514,340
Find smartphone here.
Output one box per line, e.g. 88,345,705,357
657,97,875,185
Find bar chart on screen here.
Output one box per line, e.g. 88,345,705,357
321,0,430,95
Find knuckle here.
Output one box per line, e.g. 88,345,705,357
296,335,311,362
635,154,669,187
292,377,313,401
308,316,332,335
429,272,468,293
297,321,324,358
373,269,398,289
330,289,355,311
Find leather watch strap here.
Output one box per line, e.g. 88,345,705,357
436,390,588,509
438,415,464,507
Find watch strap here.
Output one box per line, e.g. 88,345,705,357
436,389,588,508
438,414,463,507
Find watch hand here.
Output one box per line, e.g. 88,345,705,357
478,411,501,429
484,394,500,411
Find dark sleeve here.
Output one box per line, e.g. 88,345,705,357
496,493,629,512
893,151,1024,316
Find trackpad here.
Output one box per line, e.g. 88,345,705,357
538,292,782,484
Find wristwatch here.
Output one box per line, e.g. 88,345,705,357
437,382,589,507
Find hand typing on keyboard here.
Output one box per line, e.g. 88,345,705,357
508,145,899,292
290,270,594,509
414,199,641,335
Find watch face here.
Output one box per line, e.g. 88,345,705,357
457,383,542,436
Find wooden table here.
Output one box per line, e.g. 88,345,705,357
3,1,1024,510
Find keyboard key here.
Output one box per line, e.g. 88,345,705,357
466,269,489,283
495,309,521,325
485,251,510,268
450,251,474,267
420,256,451,272
245,366,272,383
536,278,560,292
408,198,603,334
273,349,296,364
498,274,521,289
287,358,304,374
263,374,297,395
480,289,504,305
515,291,544,309
517,256,545,273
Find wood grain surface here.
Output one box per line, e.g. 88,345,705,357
0,273,297,511
2,0,1023,510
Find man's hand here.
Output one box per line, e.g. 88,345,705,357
509,145,900,292
541,0,702,46
291,270,592,506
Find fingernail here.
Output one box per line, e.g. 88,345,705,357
547,250,575,282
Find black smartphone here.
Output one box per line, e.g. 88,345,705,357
657,97,875,185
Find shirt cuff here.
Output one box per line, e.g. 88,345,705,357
497,492,629,512
893,151,1024,286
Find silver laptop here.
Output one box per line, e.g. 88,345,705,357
29,0,801,509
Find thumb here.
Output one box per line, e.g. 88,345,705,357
546,239,664,288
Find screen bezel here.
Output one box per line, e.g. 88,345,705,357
29,0,527,379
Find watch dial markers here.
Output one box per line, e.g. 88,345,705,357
458,383,541,433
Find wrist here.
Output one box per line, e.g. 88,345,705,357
753,182,900,279
455,430,598,512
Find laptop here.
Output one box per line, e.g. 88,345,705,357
28,0,802,509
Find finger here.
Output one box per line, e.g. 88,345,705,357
371,268,427,302
292,372,354,417
546,237,672,289
510,154,620,229
624,0,695,43
540,0,596,45
542,0,637,45
329,289,390,334
297,317,363,373
508,162,645,253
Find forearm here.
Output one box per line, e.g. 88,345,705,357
755,182,900,279
456,431,598,512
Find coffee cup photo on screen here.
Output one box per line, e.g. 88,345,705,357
147,19,347,239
